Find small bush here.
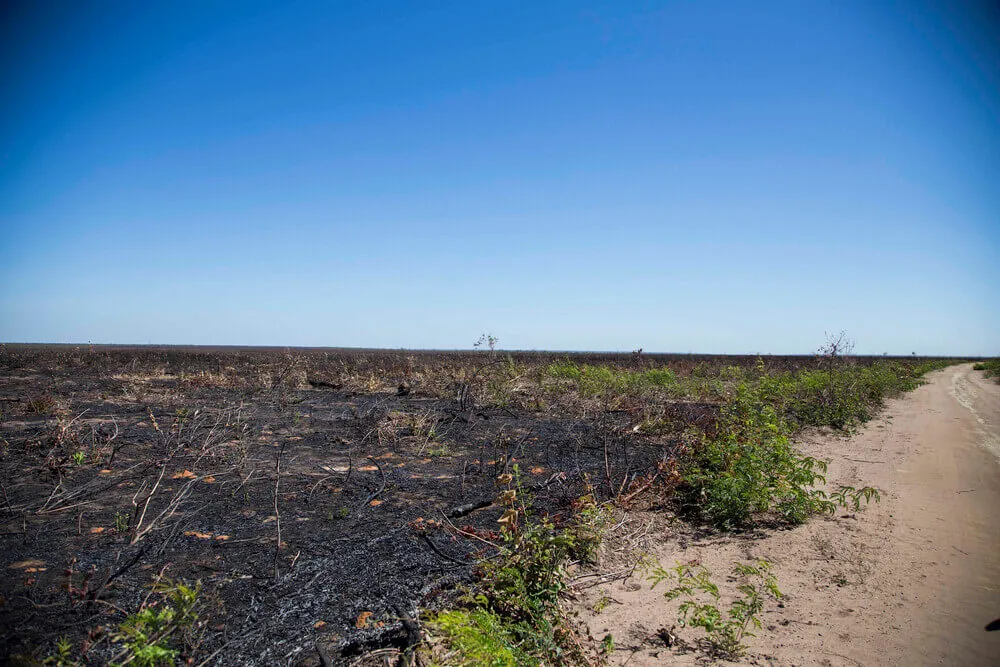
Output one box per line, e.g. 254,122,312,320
425,471,602,665
975,359,1000,383
42,637,78,666
679,366,893,530
649,559,781,658
679,383,831,529
112,580,202,666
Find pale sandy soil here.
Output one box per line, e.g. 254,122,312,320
575,364,1000,666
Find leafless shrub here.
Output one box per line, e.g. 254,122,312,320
89,417,123,464
817,331,856,371
151,404,256,468
129,463,229,546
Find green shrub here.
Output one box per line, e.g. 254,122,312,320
112,580,202,666
427,517,579,664
680,383,831,529
426,471,603,665
975,359,1000,383
757,361,940,431
679,368,894,530
39,579,203,667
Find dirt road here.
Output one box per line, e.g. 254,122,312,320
579,364,1000,666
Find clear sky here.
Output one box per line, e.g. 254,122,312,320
1,1,998,355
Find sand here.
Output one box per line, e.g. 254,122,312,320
576,363,1000,666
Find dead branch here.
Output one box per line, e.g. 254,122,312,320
421,533,469,566
130,464,168,544
0,480,12,515
439,512,504,551
620,473,659,505
272,441,286,579
446,499,493,518
90,546,150,601
37,462,149,514
362,456,387,507
307,475,336,504
233,467,258,496
568,568,633,591
131,467,226,545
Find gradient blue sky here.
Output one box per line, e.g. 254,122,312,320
2,1,998,354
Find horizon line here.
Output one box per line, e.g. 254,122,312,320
0,342,987,359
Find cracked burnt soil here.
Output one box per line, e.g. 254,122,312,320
0,346,705,665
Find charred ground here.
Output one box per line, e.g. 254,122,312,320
0,345,960,665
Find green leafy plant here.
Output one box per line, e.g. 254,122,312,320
592,595,613,613
600,632,615,655
826,485,881,511
71,451,86,466
42,636,79,666
546,361,680,399
425,469,603,665
425,443,450,457
428,608,520,667
680,383,833,529
679,353,896,529
649,559,781,659
330,506,349,521
111,579,202,666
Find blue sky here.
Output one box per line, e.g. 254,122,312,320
1,1,998,354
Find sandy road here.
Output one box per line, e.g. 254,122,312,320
881,363,1000,665
580,364,1000,666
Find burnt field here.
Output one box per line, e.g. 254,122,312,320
0,345,958,665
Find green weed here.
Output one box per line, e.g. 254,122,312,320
677,358,926,529
649,559,781,659
826,485,881,511
428,609,520,666
42,637,78,666
546,361,680,398
111,579,202,666
425,470,603,665
592,595,613,613
37,579,203,667
425,443,451,457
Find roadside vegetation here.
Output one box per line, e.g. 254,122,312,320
423,338,955,663
973,359,1000,383
0,341,962,665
